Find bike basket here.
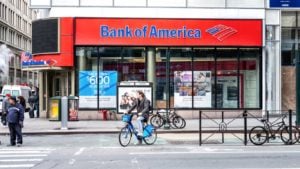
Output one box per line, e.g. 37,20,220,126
122,114,131,122
143,125,154,137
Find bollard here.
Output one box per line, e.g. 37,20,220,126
199,110,202,146
61,96,68,130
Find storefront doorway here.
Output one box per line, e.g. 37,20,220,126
40,70,73,117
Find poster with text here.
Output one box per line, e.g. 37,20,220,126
118,86,152,114
174,71,211,108
79,71,117,108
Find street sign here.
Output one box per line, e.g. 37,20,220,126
270,0,300,8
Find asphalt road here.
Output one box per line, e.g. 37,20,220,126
0,134,300,169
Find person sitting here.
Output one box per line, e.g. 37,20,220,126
125,91,150,138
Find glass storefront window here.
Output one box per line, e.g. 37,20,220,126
155,48,168,109
169,48,192,108
239,48,261,108
76,47,262,110
216,48,238,108
193,48,215,108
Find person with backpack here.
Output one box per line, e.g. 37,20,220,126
7,96,24,147
125,91,151,138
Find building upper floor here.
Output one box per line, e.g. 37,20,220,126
0,0,38,37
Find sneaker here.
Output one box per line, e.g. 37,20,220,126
16,143,22,147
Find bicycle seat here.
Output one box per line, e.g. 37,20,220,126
260,119,267,122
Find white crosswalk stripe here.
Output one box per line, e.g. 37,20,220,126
0,147,55,168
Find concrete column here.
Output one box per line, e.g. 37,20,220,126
71,69,75,96
147,47,156,108
38,72,45,118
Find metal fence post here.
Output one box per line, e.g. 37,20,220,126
61,96,68,130
289,109,293,145
243,110,247,146
199,110,202,146
221,111,224,144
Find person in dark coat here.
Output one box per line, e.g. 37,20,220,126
7,96,24,147
1,94,11,126
126,91,150,137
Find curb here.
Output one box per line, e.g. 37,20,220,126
0,129,247,135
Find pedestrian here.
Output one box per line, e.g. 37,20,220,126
7,96,24,147
34,91,39,118
1,94,11,126
28,91,35,118
17,96,26,109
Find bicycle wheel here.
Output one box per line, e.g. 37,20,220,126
280,126,300,145
249,126,268,145
150,115,163,128
143,129,157,145
119,126,132,147
172,116,186,129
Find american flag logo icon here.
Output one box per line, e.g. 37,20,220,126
206,24,237,41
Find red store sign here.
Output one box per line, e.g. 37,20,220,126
75,18,262,47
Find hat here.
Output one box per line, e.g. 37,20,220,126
5,94,11,97
9,96,17,102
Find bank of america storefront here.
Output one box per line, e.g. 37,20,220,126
33,17,265,119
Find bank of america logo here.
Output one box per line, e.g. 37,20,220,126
206,25,237,41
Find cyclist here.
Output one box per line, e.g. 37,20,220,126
125,90,150,138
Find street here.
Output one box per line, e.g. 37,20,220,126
0,134,300,169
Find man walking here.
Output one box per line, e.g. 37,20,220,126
7,96,24,147
1,94,11,126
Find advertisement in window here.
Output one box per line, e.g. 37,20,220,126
174,71,212,108
79,71,117,108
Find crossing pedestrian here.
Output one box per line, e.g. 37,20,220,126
7,96,24,147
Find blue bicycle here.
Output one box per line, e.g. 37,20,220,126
119,114,157,147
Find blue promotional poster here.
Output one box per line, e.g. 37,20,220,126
270,0,300,8
79,71,117,108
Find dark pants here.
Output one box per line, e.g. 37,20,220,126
1,113,7,125
8,123,22,145
34,104,39,118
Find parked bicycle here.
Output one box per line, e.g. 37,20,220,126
150,109,186,129
119,114,157,147
249,114,300,145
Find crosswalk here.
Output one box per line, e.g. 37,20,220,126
0,147,54,168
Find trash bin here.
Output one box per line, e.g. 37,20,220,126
68,96,79,121
49,96,61,121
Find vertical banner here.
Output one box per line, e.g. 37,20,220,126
79,71,117,108
118,86,152,114
174,71,212,108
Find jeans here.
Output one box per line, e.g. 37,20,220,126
136,116,145,135
8,123,23,145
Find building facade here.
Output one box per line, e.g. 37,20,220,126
29,0,283,119
0,0,38,88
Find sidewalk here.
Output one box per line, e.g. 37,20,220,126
0,114,295,135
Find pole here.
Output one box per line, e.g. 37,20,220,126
221,111,224,144
61,96,68,130
199,110,202,146
289,109,293,145
243,110,247,146
296,48,300,125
